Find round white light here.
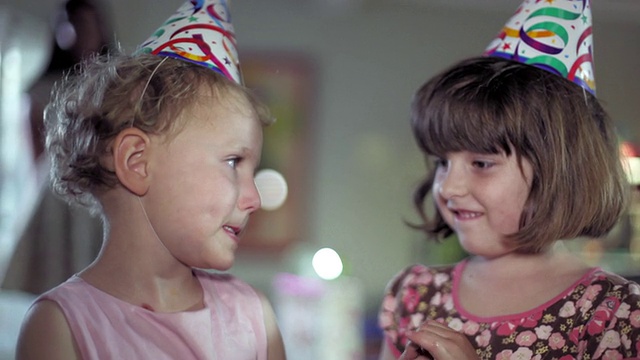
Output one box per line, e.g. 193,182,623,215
312,248,343,280
254,169,288,211
623,157,640,185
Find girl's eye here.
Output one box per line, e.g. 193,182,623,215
472,160,493,169
226,157,240,169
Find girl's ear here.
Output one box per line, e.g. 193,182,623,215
112,128,152,196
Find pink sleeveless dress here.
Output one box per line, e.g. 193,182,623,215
36,269,267,360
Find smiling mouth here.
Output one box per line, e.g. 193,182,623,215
223,225,240,235
453,210,482,220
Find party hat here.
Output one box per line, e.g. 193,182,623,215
484,0,595,94
136,0,242,84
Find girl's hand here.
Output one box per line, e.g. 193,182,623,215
399,320,479,360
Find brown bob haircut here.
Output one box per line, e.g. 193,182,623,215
410,56,629,253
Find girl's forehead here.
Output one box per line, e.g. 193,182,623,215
187,89,253,117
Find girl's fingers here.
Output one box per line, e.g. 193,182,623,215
419,320,457,334
399,341,418,359
405,321,478,360
400,340,433,360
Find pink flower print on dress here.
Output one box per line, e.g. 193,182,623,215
475,329,491,347
496,349,513,360
409,313,425,329
559,301,577,317
378,305,395,329
615,302,631,319
630,309,640,327
577,298,594,316
548,332,566,350
534,324,553,340
578,339,588,354
401,287,421,312
558,356,576,360
430,291,442,306
587,298,619,335
569,326,582,344
396,317,412,347
415,271,434,286
521,311,542,328
602,330,622,350
593,330,622,359
381,294,397,312
401,272,418,288
601,349,624,360
620,333,632,352
496,321,518,336
442,293,454,312
577,284,602,313
462,320,480,335
398,315,411,332
588,315,606,336
511,347,537,359
583,284,603,300
448,318,464,332
515,330,537,346
434,273,449,288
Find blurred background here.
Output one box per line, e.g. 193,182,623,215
1,0,639,359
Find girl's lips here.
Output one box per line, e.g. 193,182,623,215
223,225,241,242
223,225,240,235
452,209,482,220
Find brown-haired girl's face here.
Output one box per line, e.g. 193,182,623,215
432,150,533,258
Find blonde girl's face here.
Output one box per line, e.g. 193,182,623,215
432,150,533,259
144,90,263,271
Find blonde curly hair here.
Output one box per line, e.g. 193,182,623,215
45,51,272,214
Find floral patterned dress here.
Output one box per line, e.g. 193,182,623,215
378,259,640,360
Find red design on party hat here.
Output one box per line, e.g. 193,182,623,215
484,0,595,94
137,0,242,84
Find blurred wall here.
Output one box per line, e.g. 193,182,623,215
6,0,640,317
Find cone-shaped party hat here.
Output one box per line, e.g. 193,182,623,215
137,0,242,84
484,0,595,94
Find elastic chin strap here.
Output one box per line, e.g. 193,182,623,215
131,56,170,128
137,195,172,255
131,57,172,255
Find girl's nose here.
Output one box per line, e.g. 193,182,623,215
240,178,261,213
436,167,468,199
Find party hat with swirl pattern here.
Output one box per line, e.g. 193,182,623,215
484,0,596,94
136,0,242,84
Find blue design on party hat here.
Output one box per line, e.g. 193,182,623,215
484,0,595,94
136,0,242,84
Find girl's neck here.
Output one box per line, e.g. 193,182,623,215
84,191,206,312
79,259,204,313
465,241,587,277
457,241,593,317
79,229,204,313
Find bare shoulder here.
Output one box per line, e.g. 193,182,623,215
16,299,79,360
255,290,287,360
